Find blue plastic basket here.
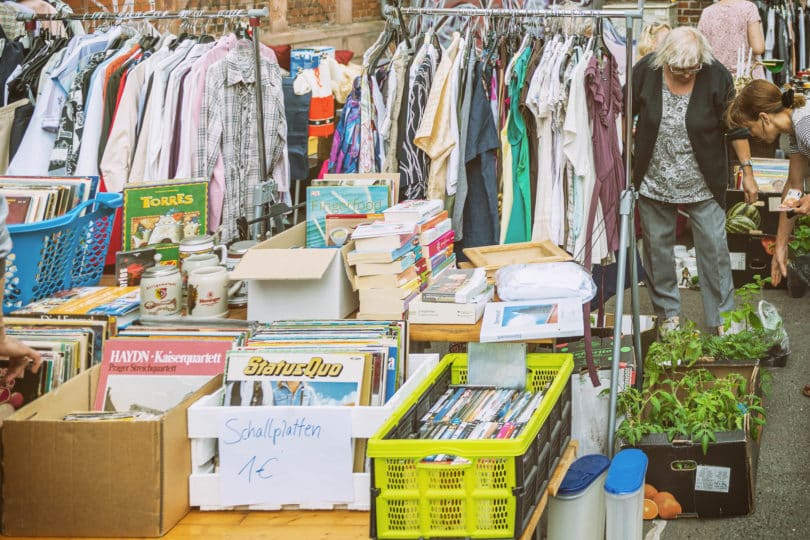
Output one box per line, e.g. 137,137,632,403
3,192,123,314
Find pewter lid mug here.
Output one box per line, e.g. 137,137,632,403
142,264,180,279
228,239,257,256
181,234,215,248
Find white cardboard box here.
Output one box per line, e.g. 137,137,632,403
187,354,438,511
230,222,358,322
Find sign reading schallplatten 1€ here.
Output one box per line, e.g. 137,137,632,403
217,407,353,506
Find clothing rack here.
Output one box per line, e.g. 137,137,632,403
387,0,645,458
17,7,275,240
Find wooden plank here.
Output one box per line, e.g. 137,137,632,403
517,440,580,540
547,440,580,497
410,319,553,344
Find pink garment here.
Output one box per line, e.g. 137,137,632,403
181,35,279,231
698,0,766,79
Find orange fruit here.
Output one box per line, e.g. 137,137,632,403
658,497,682,519
653,491,675,506
643,498,659,520
644,483,658,499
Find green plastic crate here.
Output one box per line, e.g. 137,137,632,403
368,353,573,539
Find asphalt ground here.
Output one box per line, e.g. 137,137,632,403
616,284,810,540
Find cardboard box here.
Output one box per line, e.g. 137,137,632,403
620,364,762,518
727,232,784,289
1,366,221,537
230,222,359,322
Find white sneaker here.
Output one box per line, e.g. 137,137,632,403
660,316,680,335
717,320,745,336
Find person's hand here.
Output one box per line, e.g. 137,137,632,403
0,335,41,385
784,194,810,215
742,171,759,205
771,242,789,286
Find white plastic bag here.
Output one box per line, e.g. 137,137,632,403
495,262,597,303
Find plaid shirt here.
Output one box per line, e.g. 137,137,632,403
0,4,24,40
197,44,286,243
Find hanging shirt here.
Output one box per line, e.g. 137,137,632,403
585,52,624,255
460,63,501,252
328,78,361,174
198,43,288,243
504,47,532,244
399,41,437,201
177,35,236,179
415,33,462,201
527,37,561,243
49,50,107,176
563,49,608,266
6,49,66,175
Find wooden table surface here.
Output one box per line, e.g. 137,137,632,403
1,442,579,540
61,272,568,540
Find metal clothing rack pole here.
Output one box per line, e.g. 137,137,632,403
19,7,274,241
388,0,645,458
16,8,270,22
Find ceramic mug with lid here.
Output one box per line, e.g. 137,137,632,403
187,266,241,318
139,264,182,316
179,234,226,266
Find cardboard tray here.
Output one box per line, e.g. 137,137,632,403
1,366,222,537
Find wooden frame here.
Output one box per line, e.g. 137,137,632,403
463,241,572,276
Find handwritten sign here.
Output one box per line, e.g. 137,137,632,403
218,407,353,506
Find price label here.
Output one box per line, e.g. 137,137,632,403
218,407,353,506
694,465,731,493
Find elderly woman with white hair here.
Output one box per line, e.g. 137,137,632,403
631,26,753,334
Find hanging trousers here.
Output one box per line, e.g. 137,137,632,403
638,195,734,328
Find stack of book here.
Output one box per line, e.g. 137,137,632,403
347,199,455,319
0,314,114,417
12,286,141,329
409,268,494,325
0,175,99,224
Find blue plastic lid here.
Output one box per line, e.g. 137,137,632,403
604,449,648,495
558,454,611,495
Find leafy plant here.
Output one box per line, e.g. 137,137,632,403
788,215,810,255
700,329,771,362
721,274,769,331
643,321,703,388
616,368,765,454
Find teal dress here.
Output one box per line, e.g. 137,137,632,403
505,48,532,244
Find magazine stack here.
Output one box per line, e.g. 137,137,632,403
409,267,493,325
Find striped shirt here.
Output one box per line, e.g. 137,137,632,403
788,105,810,158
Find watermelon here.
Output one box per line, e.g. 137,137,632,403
726,215,759,233
727,201,762,227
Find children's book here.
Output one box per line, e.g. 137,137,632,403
122,178,209,255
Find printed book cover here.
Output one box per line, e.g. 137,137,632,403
222,349,372,407
325,213,384,247
93,338,233,412
306,185,390,248
479,297,584,343
422,268,487,303
122,178,209,252
114,247,158,287
383,199,443,223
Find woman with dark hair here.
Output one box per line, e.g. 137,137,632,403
727,79,810,288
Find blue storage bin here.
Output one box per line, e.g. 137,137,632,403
3,192,123,313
